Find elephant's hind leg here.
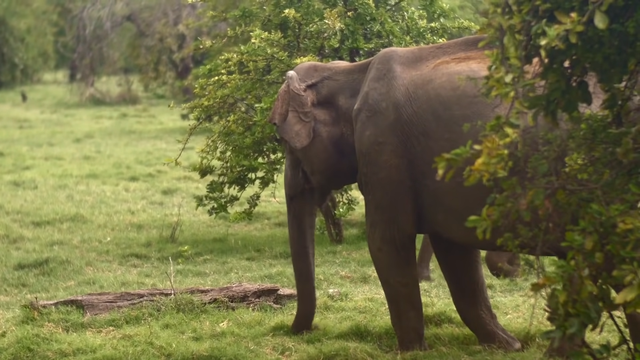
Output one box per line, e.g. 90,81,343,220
417,235,434,282
429,234,522,351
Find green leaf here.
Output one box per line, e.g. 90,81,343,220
553,11,571,24
615,284,640,304
584,236,595,250
594,8,609,30
465,215,484,228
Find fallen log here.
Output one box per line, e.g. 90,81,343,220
29,283,297,316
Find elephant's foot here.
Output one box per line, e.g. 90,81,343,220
477,327,522,352
291,312,316,334
485,251,521,279
397,339,428,352
488,264,520,279
418,269,432,282
291,323,313,334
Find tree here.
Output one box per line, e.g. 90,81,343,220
0,0,55,88
123,0,218,100
441,0,486,25
63,0,129,88
48,0,223,103
436,0,640,357
179,0,476,231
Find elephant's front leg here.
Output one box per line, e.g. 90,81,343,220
283,156,326,333
429,234,522,351
364,202,426,351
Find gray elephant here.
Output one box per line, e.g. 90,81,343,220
268,35,640,356
416,235,520,281
319,193,521,280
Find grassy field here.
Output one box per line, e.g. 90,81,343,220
0,77,624,360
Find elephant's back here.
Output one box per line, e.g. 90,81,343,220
357,46,506,248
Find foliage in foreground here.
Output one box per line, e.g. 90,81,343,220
180,0,476,221
436,0,640,357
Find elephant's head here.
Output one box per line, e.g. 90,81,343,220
268,71,317,150
268,63,365,192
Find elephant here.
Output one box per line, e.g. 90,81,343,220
415,234,520,281
484,250,521,279
267,34,640,356
319,192,521,280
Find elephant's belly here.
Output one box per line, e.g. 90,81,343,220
416,177,566,256
416,180,488,244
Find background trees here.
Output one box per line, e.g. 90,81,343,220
0,0,230,101
51,0,217,102
0,0,56,87
180,0,476,225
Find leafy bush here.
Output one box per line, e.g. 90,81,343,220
180,0,476,220
436,0,640,356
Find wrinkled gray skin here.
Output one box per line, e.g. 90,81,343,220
268,35,640,356
484,250,521,279
415,235,520,281
320,193,520,280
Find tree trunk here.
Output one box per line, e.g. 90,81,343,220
29,283,296,316
68,59,78,83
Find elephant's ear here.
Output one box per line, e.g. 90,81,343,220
268,71,315,150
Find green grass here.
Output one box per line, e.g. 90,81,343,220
0,76,625,359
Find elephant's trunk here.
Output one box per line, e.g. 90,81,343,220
284,159,318,333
